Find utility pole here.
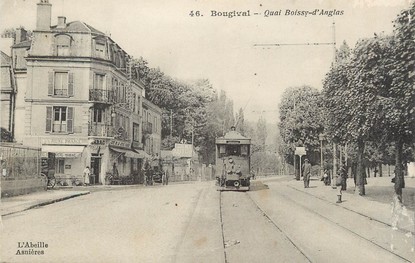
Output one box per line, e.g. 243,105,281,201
170,109,173,137
254,21,337,182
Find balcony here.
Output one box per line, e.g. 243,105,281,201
143,122,153,134
88,123,114,137
89,89,114,104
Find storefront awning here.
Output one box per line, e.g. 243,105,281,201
110,147,150,159
42,145,85,158
132,149,151,159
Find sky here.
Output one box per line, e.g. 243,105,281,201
0,0,411,123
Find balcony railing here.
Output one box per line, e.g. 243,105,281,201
88,123,114,137
89,89,114,104
143,122,153,134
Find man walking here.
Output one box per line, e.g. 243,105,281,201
303,159,312,188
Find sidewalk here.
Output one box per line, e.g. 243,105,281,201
1,181,196,217
1,190,90,216
286,176,415,234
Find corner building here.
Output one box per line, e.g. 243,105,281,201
21,0,149,184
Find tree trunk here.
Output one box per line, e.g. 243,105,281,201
379,163,383,177
356,140,366,195
394,139,405,203
367,167,370,178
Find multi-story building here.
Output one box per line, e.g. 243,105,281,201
8,0,160,184
142,98,162,158
1,50,14,141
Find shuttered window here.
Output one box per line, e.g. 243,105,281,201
45,106,74,133
48,71,74,97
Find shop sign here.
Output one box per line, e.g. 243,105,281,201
65,165,71,169
295,147,306,156
91,139,107,145
55,153,81,158
109,140,131,149
41,137,88,145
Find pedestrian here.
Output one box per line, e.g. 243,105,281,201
323,169,330,186
302,159,312,188
113,162,119,177
83,166,90,186
335,168,344,203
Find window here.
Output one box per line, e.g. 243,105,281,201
57,159,65,174
46,106,74,133
94,74,105,90
53,107,67,132
55,35,71,56
48,71,73,97
93,108,103,123
95,42,105,59
54,72,68,96
133,123,140,142
241,145,249,156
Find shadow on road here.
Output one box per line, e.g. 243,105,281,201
250,181,269,191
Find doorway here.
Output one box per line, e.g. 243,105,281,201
90,154,102,185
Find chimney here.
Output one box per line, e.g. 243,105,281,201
15,28,27,44
57,16,66,28
36,0,52,31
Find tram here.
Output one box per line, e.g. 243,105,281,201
215,126,251,191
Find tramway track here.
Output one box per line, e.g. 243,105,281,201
287,184,415,236
219,190,229,263
219,190,312,263
250,187,413,263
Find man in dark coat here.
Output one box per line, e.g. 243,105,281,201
303,159,312,188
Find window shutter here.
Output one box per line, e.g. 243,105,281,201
48,72,54,95
67,107,74,133
46,107,52,132
68,73,74,96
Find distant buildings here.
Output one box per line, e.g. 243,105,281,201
1,0,161,185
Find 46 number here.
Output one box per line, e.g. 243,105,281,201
189,10,202,17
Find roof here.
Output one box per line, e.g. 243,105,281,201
50,21,105,35
171,143,198,159
1,51,12,91
216,130,251,145
11,40,31,48
0,51,11,65
142,98,162,114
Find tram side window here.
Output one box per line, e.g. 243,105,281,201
241,145,249,156
218,145,226,158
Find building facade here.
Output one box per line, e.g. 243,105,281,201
142,98,162,158
1,50,15,141
7,0,161,185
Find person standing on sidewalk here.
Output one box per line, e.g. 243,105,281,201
335,166,344,203
83,166,90,186
303,159,312,188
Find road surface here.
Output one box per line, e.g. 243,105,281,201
1,178,412,263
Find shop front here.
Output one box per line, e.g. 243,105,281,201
41,144,86,185
107,139,150,184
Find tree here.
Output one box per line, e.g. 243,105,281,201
235,108,245,135
256,116,267,151
382,3,415,201
279,86,325,167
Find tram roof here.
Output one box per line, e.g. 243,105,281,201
215,130,251,145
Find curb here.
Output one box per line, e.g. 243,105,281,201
2,191,90,217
